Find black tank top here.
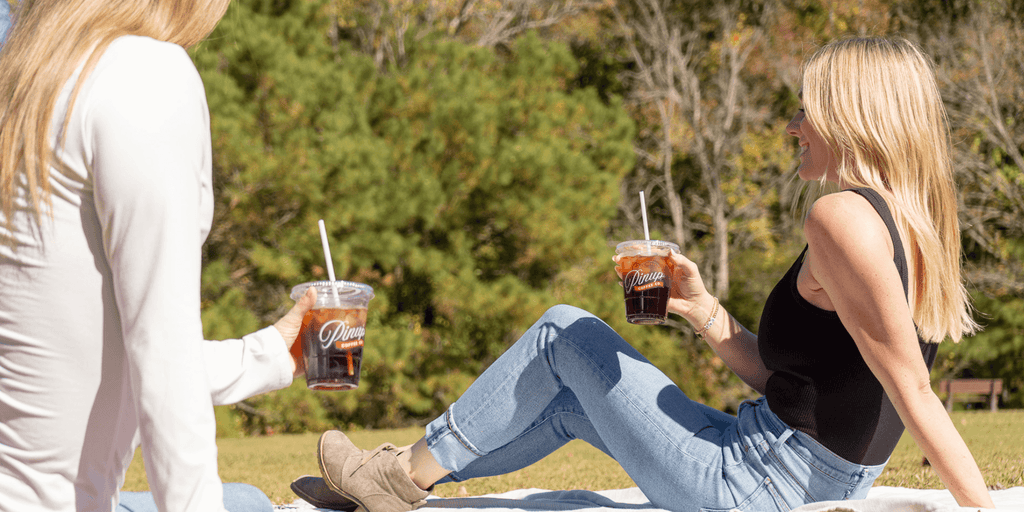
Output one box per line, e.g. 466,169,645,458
757,188,938,465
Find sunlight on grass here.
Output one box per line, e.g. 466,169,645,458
123,411,1023,505
877,410,1024,491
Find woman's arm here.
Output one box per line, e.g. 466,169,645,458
202,328,295,404
91,38,225,512
202,287,315,405
803,193,993,508
674,282,770,394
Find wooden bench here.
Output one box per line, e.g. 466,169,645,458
938,378,1003,412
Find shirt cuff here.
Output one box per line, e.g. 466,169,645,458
246,325,295,392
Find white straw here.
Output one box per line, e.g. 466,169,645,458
639,191,650,241
318,219,340,300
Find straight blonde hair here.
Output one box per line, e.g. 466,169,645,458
801,37,977,343
0,0,230,234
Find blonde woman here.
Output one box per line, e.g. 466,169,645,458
307,37,994,512
0,1,315,511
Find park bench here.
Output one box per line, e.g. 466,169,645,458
938,378,1003,412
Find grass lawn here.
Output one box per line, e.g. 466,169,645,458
123,410,1024,505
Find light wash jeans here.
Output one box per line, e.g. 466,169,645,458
0,0,11,47
117,483,273,512
425,305,885,512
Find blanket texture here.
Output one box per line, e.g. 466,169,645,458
276,486,1024,512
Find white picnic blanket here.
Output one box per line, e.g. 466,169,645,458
276,486,1024,512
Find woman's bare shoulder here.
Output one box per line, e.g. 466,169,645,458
804,190,894,265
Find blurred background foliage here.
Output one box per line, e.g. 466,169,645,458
186,0,1024,435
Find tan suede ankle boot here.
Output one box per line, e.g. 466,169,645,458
318,430,431,512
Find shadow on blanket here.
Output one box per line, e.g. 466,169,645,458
423,489,657,510
277,486,1024,512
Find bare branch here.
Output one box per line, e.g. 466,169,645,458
470,0,604,48
448,0,479,36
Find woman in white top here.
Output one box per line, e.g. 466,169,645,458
0,1,315,511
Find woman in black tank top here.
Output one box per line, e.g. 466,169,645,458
662,38,992,507
309,37,994,512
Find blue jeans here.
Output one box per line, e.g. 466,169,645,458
117,483,273,512
424,305,885,512
0,0,11,47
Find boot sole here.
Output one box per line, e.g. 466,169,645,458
290,475,359,512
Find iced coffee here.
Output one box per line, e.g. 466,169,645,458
290,281,374,390
616,240,679,325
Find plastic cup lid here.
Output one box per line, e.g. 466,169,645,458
290,280,375,303
615,240,680,253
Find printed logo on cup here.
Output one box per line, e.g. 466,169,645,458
318,320,366,350
624,261,667,293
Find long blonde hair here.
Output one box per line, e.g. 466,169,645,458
801,37,977,343
0,0,230,233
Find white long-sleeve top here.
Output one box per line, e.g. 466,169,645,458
0,36,294,512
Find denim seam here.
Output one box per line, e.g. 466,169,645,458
754,400,864,488
432,322,590,462
553,331,713,469
763,440,815,503
498,408,589,452
455,367,539,441
764,477,791,512
435,387,592,464
784,438,863,486
841,469,868,499
542,326,564,386
442,406,487,458
699,477,789,512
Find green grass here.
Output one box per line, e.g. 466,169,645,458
877,410,1024,490
123,411,1024,505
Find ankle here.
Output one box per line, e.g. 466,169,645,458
393,445,429,490
395,452,427,490
406,473,428,491
406,438,449,490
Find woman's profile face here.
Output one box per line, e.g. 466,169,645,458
786,96,839,183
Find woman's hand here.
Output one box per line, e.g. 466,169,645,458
616,249,768,391
614,250,714,325
665,251,714,322
273,286,317,376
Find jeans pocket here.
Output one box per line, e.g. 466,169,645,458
699,476,790,512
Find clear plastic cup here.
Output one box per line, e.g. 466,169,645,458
615,240,679,325
289,281,374,390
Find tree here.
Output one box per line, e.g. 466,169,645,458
929,1,1023,293
612,0,791,304
892,0,1024,402
322,0,608,71
446,0,605,48
191,0,637,430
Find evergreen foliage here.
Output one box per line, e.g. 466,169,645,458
184,0,1024,434
193,0,641,431
935,293,1024,408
